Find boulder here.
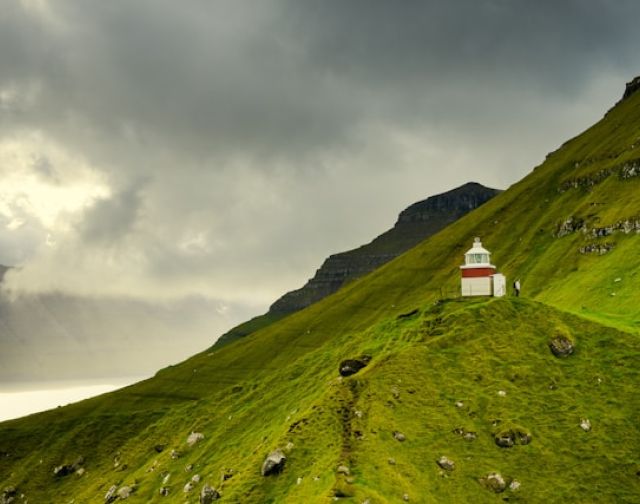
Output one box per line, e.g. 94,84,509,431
1,487,17,504
339,355,372,377
580,418,592,432
200,484,221,503
436,456,455,471
104,485,118,503
480,472,507,493
187,432,205,447
549,336,575,357
493,426,532,448
261,449,286,476
337,465,350,475
117,486,134,499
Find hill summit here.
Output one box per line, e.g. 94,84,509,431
1,76,640,503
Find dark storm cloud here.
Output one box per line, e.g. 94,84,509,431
0,0,639,304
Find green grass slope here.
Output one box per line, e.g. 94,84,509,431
1,84,640,503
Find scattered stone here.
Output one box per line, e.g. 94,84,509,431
261,449,286,476
199,484,220,503
393,431,406,442
388,458,396,465
54,457,84,478
453,427,477,441
185,464,194,472
337,465,350,475
480,472,507,493
403,493,410,501
497,390,507,397
285,441,295,451
159,487,169,497
549,335,575,357
154,444,165,453
162,473,171,485
580,418,592,432
454,401,464,408
117,486,134,499
104,485,118,503
184,482,194,493
494,426,532,448
436,456,455,471
1,487,17,504
76,467,86,477
339,355,372,377
221,469,234,481
509,480,521,491
354,410,363,418
297,477,303,485
192,474,201,483
170,449,181,460
187,432,205,447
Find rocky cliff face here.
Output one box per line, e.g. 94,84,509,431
622,75,640,101
268,182,501,314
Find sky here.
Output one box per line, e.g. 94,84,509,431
1,0,639,313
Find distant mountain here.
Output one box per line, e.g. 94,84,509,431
216,182,500,346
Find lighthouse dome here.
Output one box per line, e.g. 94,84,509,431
463,237,492,266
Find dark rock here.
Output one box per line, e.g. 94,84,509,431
549,336,574,357
104,485,118,503
1,487,17,504
154,444,165,453
53,464,75,477
339,355,371,377
261,449,286,476
493,427,532,448
200,484,221,503
623,76,640,101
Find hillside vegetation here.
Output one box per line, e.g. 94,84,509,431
1,82,640,503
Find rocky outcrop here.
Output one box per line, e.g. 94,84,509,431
261,449,286,476
268,182,500,315
339,355,371,377
622,76,640,101
549,336,575,357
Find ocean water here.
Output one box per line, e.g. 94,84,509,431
0,376,147,422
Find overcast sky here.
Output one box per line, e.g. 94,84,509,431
1,0,639,310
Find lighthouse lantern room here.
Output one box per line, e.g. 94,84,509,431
460,237,506,297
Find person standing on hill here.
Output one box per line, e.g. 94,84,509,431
514,279,521,297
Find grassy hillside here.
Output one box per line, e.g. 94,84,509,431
1,85,640,503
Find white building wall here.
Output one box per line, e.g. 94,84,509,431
492,274,506,297
461,277,492,297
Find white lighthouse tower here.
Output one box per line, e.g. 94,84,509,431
460,237,506,297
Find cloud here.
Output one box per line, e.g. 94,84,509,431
0,0,639,307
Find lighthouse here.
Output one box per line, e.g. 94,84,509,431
460,237,506,297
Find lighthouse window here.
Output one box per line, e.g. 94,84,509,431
468,253,488,264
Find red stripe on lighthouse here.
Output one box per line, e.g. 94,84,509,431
461,267,496,278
